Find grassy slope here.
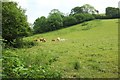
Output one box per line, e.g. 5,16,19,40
9,19,118,78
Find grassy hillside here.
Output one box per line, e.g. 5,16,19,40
3,19,118,78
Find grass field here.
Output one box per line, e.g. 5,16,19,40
3,19,118,78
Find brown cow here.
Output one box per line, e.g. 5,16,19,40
40,38,46,42
52,39,56,41
34,38,46,42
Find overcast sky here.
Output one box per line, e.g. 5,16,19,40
11,0,119,24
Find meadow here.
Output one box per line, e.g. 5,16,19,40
3,19,118,78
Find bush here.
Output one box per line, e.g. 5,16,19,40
93,14,109,19
2,38,38,48
12,40,38,48
2,50,62,78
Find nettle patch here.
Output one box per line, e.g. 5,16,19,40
2,50,62,78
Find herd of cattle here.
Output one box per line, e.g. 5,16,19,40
34,37,66,42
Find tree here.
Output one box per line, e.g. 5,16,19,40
73,14,84,23
63,16,77,27
81,4,97,14
70,4,98,15
73,13,94,23
33,16,48,33
47,11,63,31
49,9,64,18
70,6,83,15
106,7,120,18
2,2,31,44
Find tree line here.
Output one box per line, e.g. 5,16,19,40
33,4,97,34
2,1,120,47
33,4,120,34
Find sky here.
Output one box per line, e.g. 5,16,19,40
11,0,120,24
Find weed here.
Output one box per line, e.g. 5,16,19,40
74,61,80,70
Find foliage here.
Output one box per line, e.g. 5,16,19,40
70,4,98,15
33,4,97,34
47,13,63,31
33,16,48,34
106,7,120,18
12,39,38,48
63,16,77,27
2,38,37,48
74,13,95,23
33,9,64,34
49,9,64,18
2,50,62,78
2,2,31,45
81,4,97,14
93,14,107,19
71,6,83,15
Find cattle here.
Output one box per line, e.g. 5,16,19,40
53,37,66,42
52,39,56,41
34,38,46,42
40,38,46,42
57,37,60,41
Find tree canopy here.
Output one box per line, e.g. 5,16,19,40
106,7,120,18
70,4,98,15
33,16,47,33
33,4,119,34
47,12,63,31
2,2,31,43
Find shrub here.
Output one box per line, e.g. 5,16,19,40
2,50,62,78
93,14,109,19
2,38,38,48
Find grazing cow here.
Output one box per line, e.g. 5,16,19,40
43,38,46,42
56,37,66,41
59,38,66,41
52,39,56,41
40,38,46,42
34,38,46,42
57,37,60,41
40,38,44,42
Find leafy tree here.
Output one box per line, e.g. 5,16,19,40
47,12,63,31
33,16,47,33
70,4,98,15
81,4,97,14
106,7,120,18
73,14,84,23
2,2,31,44
70,6,83,15
49,9,64,18
63,16,77,27
74,13,95,23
